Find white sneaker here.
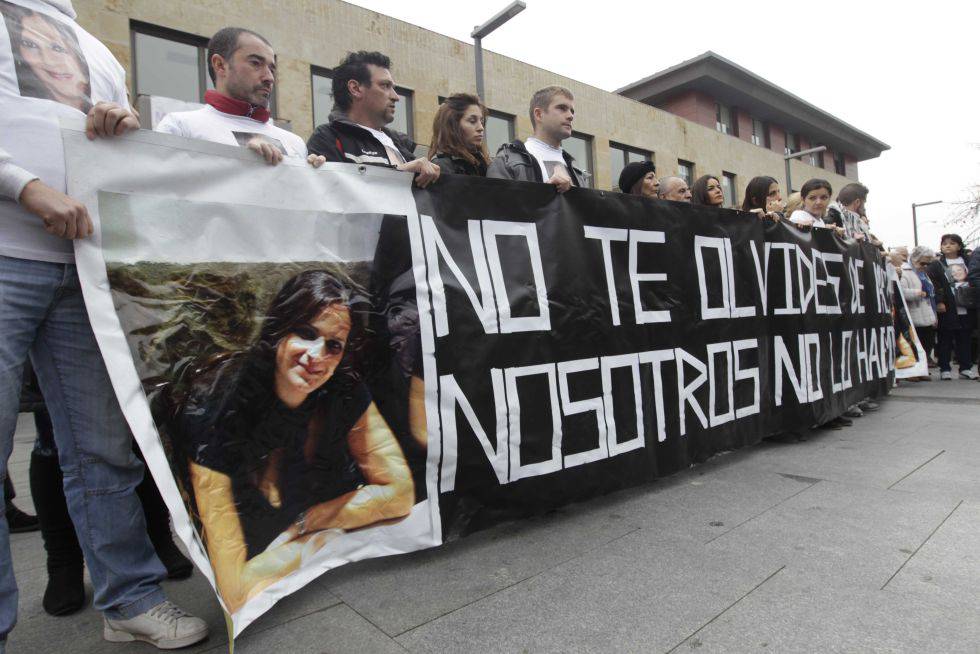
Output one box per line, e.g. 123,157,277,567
959,368,979,380
940,371,952,380
104,600,209,649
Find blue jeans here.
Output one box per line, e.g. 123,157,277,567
0,255,165,640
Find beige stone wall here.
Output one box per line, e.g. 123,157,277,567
75,0,855,200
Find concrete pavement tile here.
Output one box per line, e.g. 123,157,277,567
677,565,979,654
734,436,948,490
605,463,818,544
323,505,641,637
889,449,980,502
706,480,959,590
395,529,781,654
201,603,406,654
884,500,980,605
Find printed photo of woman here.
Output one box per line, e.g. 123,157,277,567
1,1,92,112
168,269,415,614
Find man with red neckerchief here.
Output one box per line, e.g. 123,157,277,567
157,27,325,169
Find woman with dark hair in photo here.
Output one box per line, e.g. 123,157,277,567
691,174,725,207
171,269,414,614
741,176,784,221
927,233,978,380
788,178,832,228
618,160,659,198
428,93,490,176
1,3,92,112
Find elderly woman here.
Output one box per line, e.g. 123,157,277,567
898,247,937,380
908,246,939,365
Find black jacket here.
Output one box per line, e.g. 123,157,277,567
486,140,586,186
927,255,977,329
429,152,487,177
307,114,416,166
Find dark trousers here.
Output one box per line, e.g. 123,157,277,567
937,324,974,372
916,325,936,360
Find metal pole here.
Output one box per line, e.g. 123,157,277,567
911,203,919,247
474,36,484,100
785,157,792,196
910,200,942,249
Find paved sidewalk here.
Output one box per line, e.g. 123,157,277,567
6,374,979,653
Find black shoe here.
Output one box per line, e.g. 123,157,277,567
43,565,85,616
835,416,854,427
5,504,39,533
154,539,194,580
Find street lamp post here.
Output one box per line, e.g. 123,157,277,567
472,1,526,101
783,145,828,195
911,200,943,247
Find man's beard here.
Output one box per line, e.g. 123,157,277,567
228,78,271,107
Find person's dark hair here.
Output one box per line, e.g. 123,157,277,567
939,233,964,256
741,176,779,212
529,86,573,129
0,3,92,112
429,93,490,167
207,27,272,85
258,270,353,349
691,174,721,206
837,182,869,207
800,178,832,200
331,51,392,113
618,160,656,195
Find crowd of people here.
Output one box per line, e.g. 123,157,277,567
1,5,978,651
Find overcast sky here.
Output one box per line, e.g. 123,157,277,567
347,0,979,250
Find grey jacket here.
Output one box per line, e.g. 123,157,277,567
486,140,587,187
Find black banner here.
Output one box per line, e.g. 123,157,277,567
410,175,893,535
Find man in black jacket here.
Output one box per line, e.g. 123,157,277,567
487,86,586,192
306,51,439,187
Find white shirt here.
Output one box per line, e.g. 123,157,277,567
156,105,307,159
0,0,128,263
356,123,405,164
789,210,826,228
524,137,573,184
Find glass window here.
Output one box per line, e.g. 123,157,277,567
311,68,334,128
808,150,824,167
312,68,412,139
133,28,207,103
564,132,593,188
834,151,847,176
722,172,737,208
677,160,694,186
715,102,733,135
784,131,798,156
609,142,653,191
485,110,514,157
751,118,765,147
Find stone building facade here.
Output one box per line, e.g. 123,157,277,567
74,0,887,203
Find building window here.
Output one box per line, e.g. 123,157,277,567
610,142,653,191
312,67,413,139
677,160,694,186
834,151,846,176
485,110,515,157
721,172,737,208
751,118,766,147
131,22,210,103
784,131,798,156
715,102,733,135
808,149,824,167
564,132,594,188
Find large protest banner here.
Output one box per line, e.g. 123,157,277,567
64,123,892,638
